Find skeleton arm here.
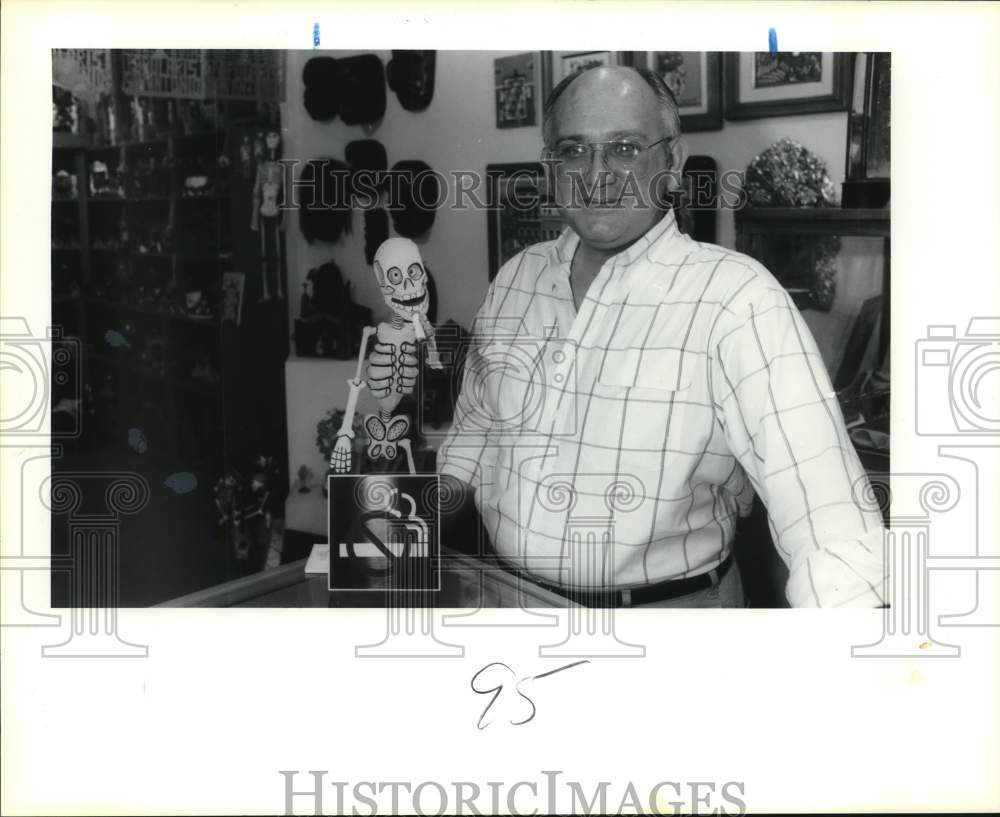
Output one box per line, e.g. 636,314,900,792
330,326,377,474
411,313,443,370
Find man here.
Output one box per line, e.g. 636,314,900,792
434,65,885,608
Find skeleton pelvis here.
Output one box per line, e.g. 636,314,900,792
365,413,410,460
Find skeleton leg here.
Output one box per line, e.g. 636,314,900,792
398,439,416,475
258,225,270,301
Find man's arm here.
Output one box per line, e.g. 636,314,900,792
435,318,495,486
435,255,512,489
711,282,886,607
435,314,501,557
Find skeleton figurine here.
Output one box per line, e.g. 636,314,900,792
329,238,443,475
250,130,285,302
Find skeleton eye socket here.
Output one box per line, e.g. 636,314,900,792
407,263,424,281
387,267,403,285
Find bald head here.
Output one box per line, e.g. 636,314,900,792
540,63,687,255
542,64,681,147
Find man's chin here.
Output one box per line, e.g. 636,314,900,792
567,206,631,244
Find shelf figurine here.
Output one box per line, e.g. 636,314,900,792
250,129,286,302
328,237,443,476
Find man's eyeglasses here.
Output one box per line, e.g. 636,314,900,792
542,136,674,177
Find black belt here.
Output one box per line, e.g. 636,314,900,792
512,553,735,608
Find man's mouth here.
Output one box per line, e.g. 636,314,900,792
391,293,426,308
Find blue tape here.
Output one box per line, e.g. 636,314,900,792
768,27,778,54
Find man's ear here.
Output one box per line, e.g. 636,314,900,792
667,137,689,185
373,260,385,286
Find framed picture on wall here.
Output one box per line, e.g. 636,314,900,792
540,51,633,103
494,52,538,128
485,162,563,281
638,52,722,131
843,52,891,208
724,52,853,120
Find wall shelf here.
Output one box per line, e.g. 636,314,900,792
734,207,890,237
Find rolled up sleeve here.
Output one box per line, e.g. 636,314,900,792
712,284,886,607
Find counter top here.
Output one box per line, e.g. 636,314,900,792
158,548,575,608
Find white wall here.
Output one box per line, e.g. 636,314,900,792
283,49,546,341
283,50,850,336
685,110,849,249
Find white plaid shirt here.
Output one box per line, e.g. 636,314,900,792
437,210,886,607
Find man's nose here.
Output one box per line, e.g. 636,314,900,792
585,146,614,191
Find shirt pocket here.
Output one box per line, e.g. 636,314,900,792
596,347,692,399
591,348,698,458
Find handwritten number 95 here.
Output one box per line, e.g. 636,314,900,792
470,660,589,730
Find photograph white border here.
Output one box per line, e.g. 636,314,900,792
2,1,999,814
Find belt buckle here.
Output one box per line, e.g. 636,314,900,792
620,587,632,608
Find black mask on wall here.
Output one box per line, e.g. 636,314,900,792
362,208,390,266
335,54,386,126
302,57,339,122
389,159,439,239
299,158,352,244
345,139,388,206
386,50,436,112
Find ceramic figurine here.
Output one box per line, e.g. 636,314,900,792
328,237,443,475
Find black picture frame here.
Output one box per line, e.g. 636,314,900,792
843,52,891,208
638,52,722,132
485,162,562,281
724,52,854,120
494,52,539,129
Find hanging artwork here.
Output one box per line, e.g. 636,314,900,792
52,49,113,100
843,52,891,208
121,49,285,101
540,50,631,100
639,52,722,131
485,162,561,280
724,52,853,120
494,53,538,128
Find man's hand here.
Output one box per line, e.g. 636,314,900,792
366,340,419,398
437,474,486,556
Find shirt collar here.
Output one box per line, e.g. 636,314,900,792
545,207,685,285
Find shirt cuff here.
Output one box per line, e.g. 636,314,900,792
785,529,887,608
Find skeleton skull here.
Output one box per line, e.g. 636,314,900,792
372,237,429,319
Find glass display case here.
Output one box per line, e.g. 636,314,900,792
158,549,576,608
